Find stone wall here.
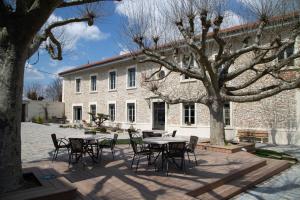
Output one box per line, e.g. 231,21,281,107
61,30,300,144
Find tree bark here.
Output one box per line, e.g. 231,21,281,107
209,101,226,146
0,42,27,193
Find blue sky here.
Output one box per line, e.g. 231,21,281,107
25,1,126,87
24,0,297,87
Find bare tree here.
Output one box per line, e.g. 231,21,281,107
0,0,119,193
25,82,45,100
122,0,300,146
45,78,62,101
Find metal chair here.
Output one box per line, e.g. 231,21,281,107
130,139,152,172
186,136,199,165
165,142,186,175
68,138,85,165
98,134,118,159
51,133,69,161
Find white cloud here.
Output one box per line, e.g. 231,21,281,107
119,49,130,55
54,66,75,75
24,63,45,80
221,10,244,29
43,14,109,50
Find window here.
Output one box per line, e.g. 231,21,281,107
181,54,195,80
127,103,135,122
278,46,294,66
73,106,82,122
109,71,116,90
109,103,116,121
75,78,81,93
224,102,231,126
183,103,195,125
127,67,136,88
90,104,96,122
90,75,97,91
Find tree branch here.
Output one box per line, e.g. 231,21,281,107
224,79,300,103
27,16,93,60
150,89,208,105
58,0,120,8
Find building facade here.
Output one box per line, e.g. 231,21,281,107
60,21,300,145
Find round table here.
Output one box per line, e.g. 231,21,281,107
143,137,189,171
143,137,189,144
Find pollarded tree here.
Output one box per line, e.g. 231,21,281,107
0,0,119,193
122,0,300,146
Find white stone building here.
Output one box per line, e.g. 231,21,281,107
59,19,300,145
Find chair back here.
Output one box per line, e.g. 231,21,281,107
130,139,138,154
111,134,118,149
69,138,84,153
142,131,154,138
172,130,177,137
84,130,96,135
51,134,59,149
168,142,186,157
189,136,199,152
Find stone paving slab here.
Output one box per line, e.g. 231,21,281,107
233,144,300,200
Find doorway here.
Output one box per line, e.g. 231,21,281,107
152,102,165,130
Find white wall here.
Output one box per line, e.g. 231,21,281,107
25,101,65,121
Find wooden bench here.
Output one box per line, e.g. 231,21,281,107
237,130,268,143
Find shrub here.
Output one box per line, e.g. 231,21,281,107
37,116,44,124
96,126,107,133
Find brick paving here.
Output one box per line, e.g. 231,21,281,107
21,123,299,199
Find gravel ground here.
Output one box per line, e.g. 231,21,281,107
21,122,130,163
234,144,300,200
21,122,300,199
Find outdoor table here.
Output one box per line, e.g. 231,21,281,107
143,137,189,171
68,135,111,163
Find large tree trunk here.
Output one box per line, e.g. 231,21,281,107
209,101,226,146
0,43,27,193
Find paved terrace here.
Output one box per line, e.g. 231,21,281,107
21,123,299,199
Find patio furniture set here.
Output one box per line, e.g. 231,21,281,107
129,130,199,175
51,130,199,175
51,133,118,165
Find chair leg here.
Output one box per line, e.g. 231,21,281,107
135,155,140,172
55,149,59,160
187,152,191,163
131,154,136,168
111,149,115,160
52,149,57,161
193,152,198,166
68,152,72,166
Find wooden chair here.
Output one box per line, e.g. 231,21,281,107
51,133,70,161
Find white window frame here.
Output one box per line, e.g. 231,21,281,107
180,54,197,83
150,99,168,130
276,43,295,67
107,101,117,122
75,77,82,93
108,69,117,91
126,66,137,89
89,74,98,93
125,100,136,123
180,103,197,127
89,102,97,123
72,103,83,123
